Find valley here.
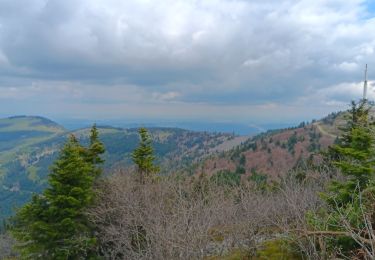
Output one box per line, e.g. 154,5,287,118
0,112,345,221
0,116,247,220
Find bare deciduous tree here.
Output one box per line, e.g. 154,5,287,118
88,170,325,259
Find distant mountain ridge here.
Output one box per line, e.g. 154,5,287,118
2,115,65,129
0,112,350,221
0,116,247,220
57,118,270,135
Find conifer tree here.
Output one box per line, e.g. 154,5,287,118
310,100,375,254
86,124,105,178
325,100,375,206
12,134,104,259
132,128,159,183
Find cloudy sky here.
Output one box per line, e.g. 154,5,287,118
0,0,374,126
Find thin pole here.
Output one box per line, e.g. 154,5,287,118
363,64,368,101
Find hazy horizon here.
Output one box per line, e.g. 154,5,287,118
0,113,307,135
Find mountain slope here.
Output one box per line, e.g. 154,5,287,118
0,116,66,220
0,116,246,220
198,112,343,179
0,111,348,220
0,116,65,162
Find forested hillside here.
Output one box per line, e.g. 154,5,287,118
0,116,245,220
198,112,345,181
0,112,349,221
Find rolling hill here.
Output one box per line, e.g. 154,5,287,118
0,116,65,162
0,111,353,221
0,116,247,220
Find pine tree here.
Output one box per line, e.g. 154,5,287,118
86,124,105,178
12,135,103,259
325,100,375,206
310,101,375,255
132,128,159,183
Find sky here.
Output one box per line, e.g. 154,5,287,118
0,0,375,128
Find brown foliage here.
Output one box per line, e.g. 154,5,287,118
88,171,324,259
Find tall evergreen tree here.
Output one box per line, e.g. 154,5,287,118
311,100,375,255
12,134,104,259
324,100,375,206
132,128,159,183
86,124,105,178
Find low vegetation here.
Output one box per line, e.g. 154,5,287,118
88,169,324,259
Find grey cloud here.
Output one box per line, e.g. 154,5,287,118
0,0,374,122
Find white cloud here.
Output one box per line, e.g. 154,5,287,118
334,62,359,72
296,80,375,109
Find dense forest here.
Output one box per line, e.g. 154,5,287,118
2,100,375,259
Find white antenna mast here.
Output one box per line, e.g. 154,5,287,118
363,64,368,101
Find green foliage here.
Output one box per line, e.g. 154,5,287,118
132,128,160,183
311,101,375,256
307,141,320,153
11,133,105,259
249,170,268,190
130,225,148,253
235,166,246,175
255,239,302,260
249,170,267,184
239,154,246,166
287,132,298,153
325,101,375,206
211,170,241,186
207,248,251,259
86,124,105,178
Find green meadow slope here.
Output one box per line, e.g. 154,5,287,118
0,116,65,162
